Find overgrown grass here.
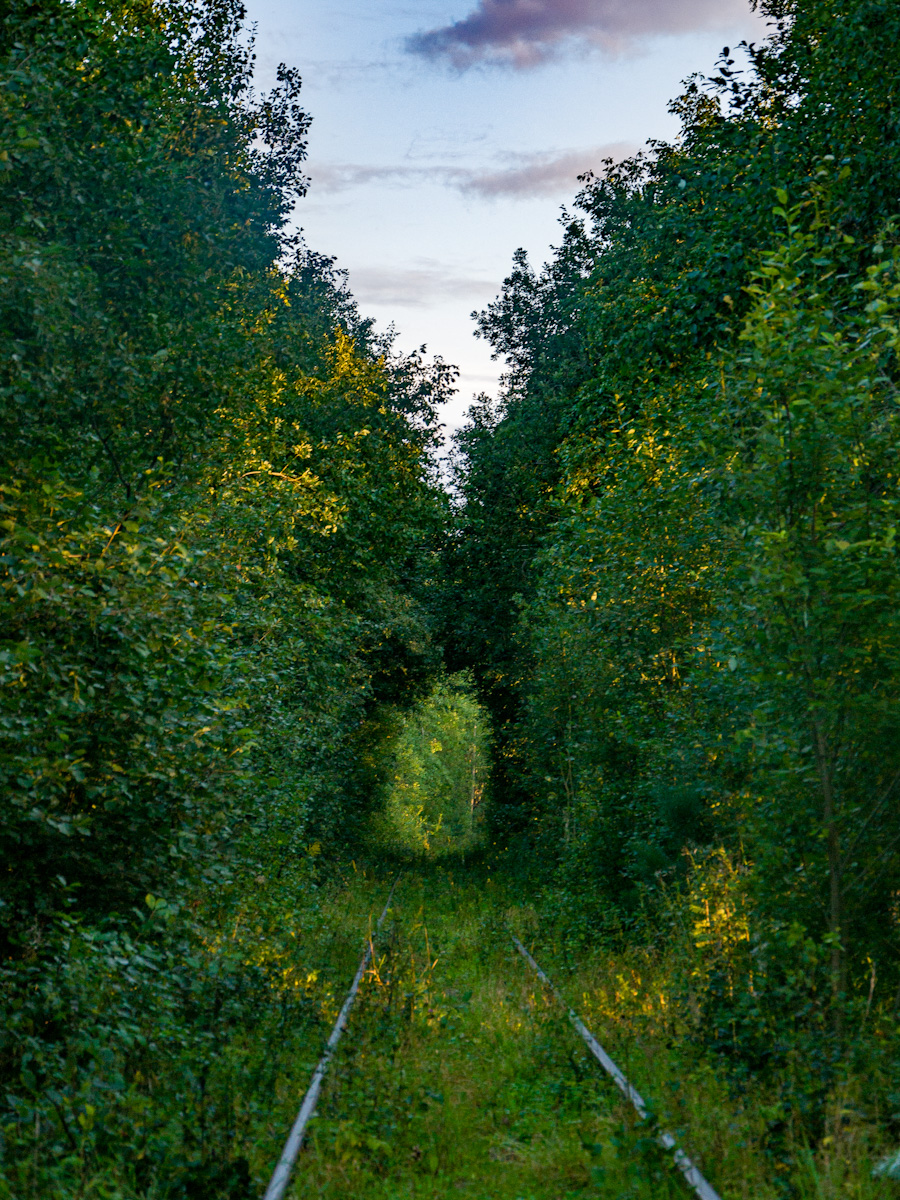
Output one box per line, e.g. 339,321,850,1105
3,860,896,1197
281,868,897,1200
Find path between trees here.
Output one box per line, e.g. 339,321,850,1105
261,869,761,1200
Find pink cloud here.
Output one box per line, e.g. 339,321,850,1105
407,0,756,69
459,143,639,196
306,143,639,200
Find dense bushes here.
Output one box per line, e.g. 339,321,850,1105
367,673,491,858
0,1,448,1189
446,0,900,1117
0,0,449,929
6,0,900,1188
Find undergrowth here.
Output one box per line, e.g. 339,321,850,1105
286,868,899,1199
2,860,896,1198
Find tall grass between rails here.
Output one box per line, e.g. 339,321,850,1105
293,867,899,1199
512,851,900,1200
2,859,897,1198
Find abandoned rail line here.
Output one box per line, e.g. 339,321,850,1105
263,879,722,1200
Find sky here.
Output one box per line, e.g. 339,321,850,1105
246,0,767,435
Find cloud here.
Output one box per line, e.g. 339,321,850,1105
348,264,501,308
306,143,638,200
406,0,755,69
459,142,638,196
307,163,416,192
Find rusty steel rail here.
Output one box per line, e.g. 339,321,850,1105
511,935,722,1200
263,877,400,1200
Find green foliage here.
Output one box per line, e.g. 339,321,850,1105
445,0,900,1155
0,0,449,929
721,197,900,999
369,674,491,858
0,856,376,1198
0,2,450,1192
7,0,900,1190
0,468,243,923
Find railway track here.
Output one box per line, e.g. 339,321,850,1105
264,877,722,1200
